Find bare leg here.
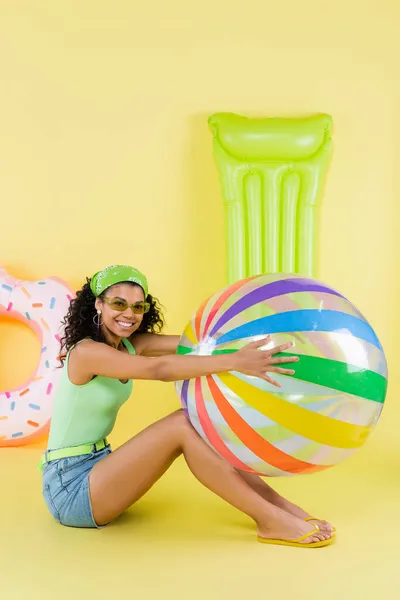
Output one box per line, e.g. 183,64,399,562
236,471,334,533
89,411,332,544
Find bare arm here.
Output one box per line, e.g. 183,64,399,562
130,333,180,357
70,336,298,386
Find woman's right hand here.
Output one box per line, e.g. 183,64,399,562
233,335,299,387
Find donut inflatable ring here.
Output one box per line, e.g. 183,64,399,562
0,267,73,446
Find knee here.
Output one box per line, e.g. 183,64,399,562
170,409,189,427
169,409,194,438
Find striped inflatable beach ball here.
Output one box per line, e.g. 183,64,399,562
175,274,387,476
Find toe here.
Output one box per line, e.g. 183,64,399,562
310,534,323,543
310,519,334,533
311,529,332,543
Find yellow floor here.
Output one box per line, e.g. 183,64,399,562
1,435,399,600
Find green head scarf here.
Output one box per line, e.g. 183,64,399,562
90,265,149,298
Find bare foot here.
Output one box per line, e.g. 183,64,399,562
257,509,333,545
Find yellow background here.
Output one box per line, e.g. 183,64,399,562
0,1,399,598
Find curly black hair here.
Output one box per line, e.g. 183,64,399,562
59,278,164,365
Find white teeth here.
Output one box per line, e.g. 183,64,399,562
117,322,134,328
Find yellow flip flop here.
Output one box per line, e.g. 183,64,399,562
305,517,336,533
257,523,335,548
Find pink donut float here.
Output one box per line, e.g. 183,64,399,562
0,267,73,446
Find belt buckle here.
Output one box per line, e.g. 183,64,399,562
93,439,105,453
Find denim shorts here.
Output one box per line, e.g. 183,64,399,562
42,445,111,528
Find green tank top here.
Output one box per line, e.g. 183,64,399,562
47,338,135,450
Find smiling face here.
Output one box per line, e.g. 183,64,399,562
95,282,145,340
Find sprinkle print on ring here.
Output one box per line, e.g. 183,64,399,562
0,267,73,446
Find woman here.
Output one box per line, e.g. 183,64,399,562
41,264,334,547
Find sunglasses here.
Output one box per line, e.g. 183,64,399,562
101,296,150,314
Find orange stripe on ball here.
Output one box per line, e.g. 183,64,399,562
206,375,330,475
